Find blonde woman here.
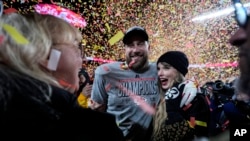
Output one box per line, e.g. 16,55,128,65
24,13,83,94
0,13,124,141
152,51,209,141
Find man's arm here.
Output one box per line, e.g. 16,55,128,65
89,65,108,112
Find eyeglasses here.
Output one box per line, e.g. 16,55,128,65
232,0,248,28
53,42,85,59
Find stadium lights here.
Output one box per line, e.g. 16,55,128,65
191,2,250,22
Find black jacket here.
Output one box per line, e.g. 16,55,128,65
165,83,210,138
0,64,124,141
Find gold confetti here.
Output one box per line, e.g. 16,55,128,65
6,0,239,83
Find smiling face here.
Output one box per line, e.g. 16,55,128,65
124,36,149,71
157,62,179,91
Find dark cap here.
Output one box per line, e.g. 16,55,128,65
157,51,189,76
122,26,149,44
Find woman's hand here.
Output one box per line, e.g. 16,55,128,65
179,80,197,108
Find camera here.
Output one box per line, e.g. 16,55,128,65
201,80,235,104
212,80,235,96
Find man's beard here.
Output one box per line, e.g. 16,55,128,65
126,55,148,71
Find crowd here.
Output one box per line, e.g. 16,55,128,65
1,0,250,141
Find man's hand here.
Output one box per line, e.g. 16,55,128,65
88,99,107,112
81,83,92,98
179,80,197,108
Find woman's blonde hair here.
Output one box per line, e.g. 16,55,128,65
0,13,60,94
152,62,185,137
26,13,82,47
23,13,83,93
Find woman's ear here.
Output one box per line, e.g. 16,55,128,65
44,49,61,71
39,50,61,71
39,60,49,70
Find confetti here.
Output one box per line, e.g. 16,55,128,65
2,23,29,45
108,30,124,46
5,0,243,85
